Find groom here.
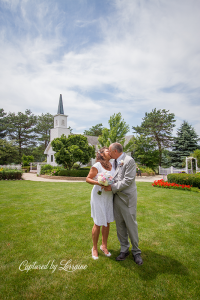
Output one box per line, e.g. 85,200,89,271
103,142,143,265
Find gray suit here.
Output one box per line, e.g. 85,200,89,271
111,153,141,255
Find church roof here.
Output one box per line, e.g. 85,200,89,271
84,135,99,149
57,94,64,114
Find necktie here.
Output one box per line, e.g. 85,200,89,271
115,159,118,169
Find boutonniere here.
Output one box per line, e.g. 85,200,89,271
118,160,124,167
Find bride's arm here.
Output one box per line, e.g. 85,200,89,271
86,167,101,186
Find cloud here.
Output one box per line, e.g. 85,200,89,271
0,0,200,137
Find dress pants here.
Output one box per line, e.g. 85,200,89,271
113,194,141,255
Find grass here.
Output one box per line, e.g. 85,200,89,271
0,181,199,300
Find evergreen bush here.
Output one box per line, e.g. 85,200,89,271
0,169,23,180
167,173,200,189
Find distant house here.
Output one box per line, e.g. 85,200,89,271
44,95,133,166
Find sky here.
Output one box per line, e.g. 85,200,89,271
0,0,200,138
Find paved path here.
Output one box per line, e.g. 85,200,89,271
22,173,163,183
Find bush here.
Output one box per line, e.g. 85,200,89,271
40,164,53,175
50,167,62,176
58,169,90,177
79,167,91,170
0,169,23,180
22,166,30,172
167,173,200,189
73,163,80,170
137,166,155,175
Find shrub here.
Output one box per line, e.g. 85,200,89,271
58,169,90,177
40,164,53,175
50,167,62,176
167,173,200,189
73,163,80,170
22,166,30,172
79,167,91,170
137,166,155,175
0,169,23,180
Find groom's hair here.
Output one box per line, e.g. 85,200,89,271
110,143,123,153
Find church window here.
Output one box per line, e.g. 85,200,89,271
61,120,65,126
55,120,58,126
51,155,53,162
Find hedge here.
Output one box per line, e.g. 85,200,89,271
58,169,90,177
0,170,23,180
167,173,200,189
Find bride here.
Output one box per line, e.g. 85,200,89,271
86,147,114,260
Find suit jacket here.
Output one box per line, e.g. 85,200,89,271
111,153,137,208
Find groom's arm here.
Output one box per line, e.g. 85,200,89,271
111,158,136,193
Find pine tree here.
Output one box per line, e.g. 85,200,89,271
35,113,54,148
6,109,37,159
133,109,176,166
170,121,199,168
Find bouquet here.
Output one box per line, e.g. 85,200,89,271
97,172,114,195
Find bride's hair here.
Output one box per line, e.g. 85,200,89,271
96,147,110,169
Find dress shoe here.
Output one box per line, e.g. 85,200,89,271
100,245,111,257
133,253,143,265
116,251,129,261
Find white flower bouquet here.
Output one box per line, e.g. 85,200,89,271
97,172,114,195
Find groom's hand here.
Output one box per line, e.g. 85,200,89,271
103,185,112,191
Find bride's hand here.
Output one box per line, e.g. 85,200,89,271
102,185,112,191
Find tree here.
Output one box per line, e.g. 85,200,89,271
31,145,46,162
98,113,134,152
0,109,7,139
0,139,19,164
161,149,172,168
6,109,37,159
68,126,73,134
170,121,199,168
51,134,95,169
22,154,34,166
35,113,54,148
191,149,200,167
133,109,176,166
132,135,159,170
84,123,103,136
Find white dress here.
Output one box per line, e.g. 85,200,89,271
91,162,115,227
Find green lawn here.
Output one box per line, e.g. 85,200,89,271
0,181,199,300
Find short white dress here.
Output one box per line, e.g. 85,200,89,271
91,162,115,227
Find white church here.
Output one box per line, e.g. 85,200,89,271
44,94,99,166
44,95,134,166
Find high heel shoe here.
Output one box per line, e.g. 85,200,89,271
100,245,111,257
92,248,98,260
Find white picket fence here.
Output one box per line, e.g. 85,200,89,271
0,164,22,170
159,166,200,175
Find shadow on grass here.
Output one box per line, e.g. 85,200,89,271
108,249,189,280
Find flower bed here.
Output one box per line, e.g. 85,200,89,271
152,179,199,192
167,173,200,189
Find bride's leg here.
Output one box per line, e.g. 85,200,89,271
92,223,100,257
101,223,110,254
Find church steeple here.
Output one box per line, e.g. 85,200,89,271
57,94,64,115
